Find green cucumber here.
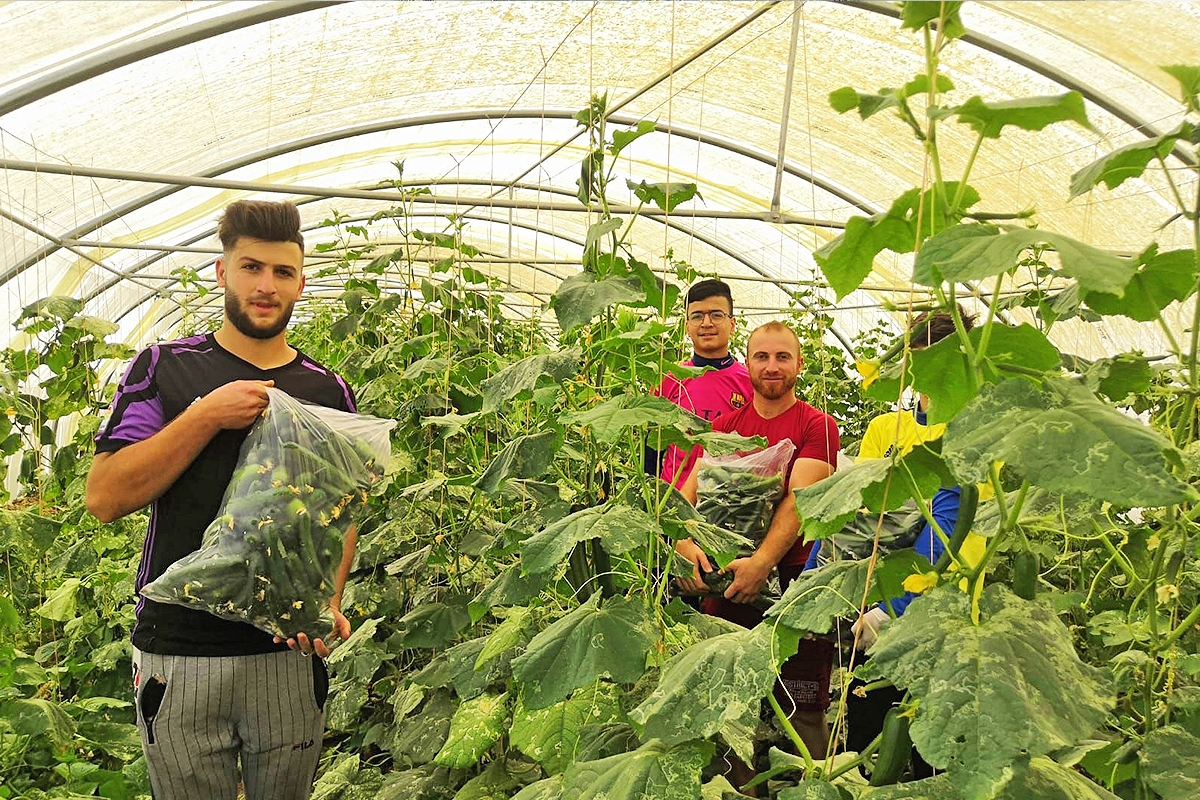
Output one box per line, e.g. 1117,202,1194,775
1012,550,1040,601
870,707,913,786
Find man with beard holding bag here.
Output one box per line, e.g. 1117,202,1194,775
676,321,840,760
87,200,356,800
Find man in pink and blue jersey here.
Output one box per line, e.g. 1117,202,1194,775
652,279,753,486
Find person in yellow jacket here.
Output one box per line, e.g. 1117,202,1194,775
811,308,988,778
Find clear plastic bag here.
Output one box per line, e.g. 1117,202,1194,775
694,438,796,545
140,388,395,639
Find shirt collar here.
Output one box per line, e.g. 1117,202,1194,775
691,352,736,369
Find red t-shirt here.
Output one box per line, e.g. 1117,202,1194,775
712,399,840,566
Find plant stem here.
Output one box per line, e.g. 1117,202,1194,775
1158,601,1200,652
950,133,985,212
826,732,883,781
768,692,816,775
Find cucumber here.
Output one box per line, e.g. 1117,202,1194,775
1012,550,1040,601
870,707,913,786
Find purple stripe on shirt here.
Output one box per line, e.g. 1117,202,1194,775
299,358,356,411
105,395,166,444
132,503,158,631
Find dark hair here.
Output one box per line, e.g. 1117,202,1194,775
217,200,304,254
684,279,734,313
910,305,976,348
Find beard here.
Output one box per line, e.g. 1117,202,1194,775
225,291,294,340
751,372,797,401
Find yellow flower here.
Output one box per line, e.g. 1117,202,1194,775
1157,584,1180,604
903,570,939,594
855,358,881,388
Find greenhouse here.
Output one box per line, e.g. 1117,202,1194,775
0,0,1198,798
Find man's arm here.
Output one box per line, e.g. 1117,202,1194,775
86,380,273,523
722,457,835,603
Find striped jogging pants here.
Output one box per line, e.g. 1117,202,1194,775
132,648,328,799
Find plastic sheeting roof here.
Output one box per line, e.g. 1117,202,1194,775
1,1,1197,359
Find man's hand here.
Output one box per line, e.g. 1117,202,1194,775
275,608,350,659
722,553,772,604
851,606,890,650
195,379,275,431
674,538,712,595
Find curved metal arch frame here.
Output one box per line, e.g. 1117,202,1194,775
105,185,864,356
0,106,875,287
1,0,1159,349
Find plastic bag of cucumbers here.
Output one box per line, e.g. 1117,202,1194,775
694,438,795,546
141,388,394,639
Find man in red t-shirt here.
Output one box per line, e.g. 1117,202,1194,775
676,321,840,758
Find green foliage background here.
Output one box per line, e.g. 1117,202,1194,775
2,5,1199,799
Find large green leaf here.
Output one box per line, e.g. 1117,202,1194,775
550,273,646,332
1142,724,1200,800
900,0,965,38
953,93,1092,139
865,584,1115,800
1163,65,1200,113
433,692,508,768
512,594,656,708
765,551,930,633
701,776,757,800
37,577,81,621
475,606,533,670
482,348,582,411
829,75,955,121
629,623,798,744
522,503,661,575
453,756,539,800
400,600,472,649
560,738,714,800
609,120,657,157
627,180,701,213
814,213,914,300
512,777,564,800
814,185,980,300
792,449,945,539
997,757,1122,800
913,224,1133,296
1070,124,1188,198
434,635,520,700
943,377,1197,508
1082,353,1154,403
388,690,456,767
776,780,842,800
18,296,82,324
646,481,756,567
913,323,1061,424
584,218,623,252
12,698,76,746
682,517,756,570
865,753,1124,800
472,564,550,615
1082,246,1197,321
860,775,960,799
561,394,709,444
376,765,459,800
473,431,558,496
311,753,360,800
792,458,893,539
510,682,624,775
